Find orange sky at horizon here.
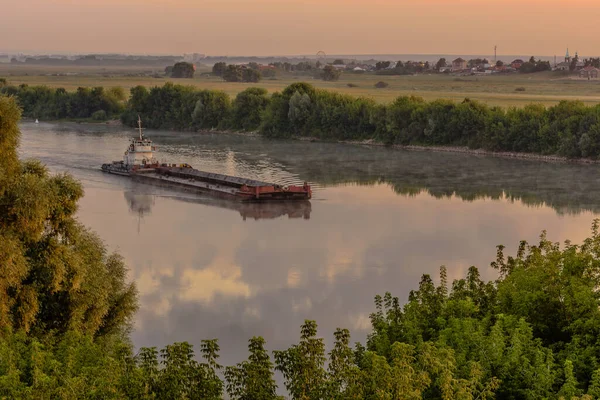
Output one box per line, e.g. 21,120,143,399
2,0,600,56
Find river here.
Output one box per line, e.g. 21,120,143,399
18,121,600,369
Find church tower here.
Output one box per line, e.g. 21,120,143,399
565,48,571,63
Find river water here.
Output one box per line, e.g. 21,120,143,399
18,121,600,368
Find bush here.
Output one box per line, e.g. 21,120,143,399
222,65,262,83
515,87,526,92
170,62,195,78
374,81,389,88
347,83,359,88
0,83,125,120
322,65,341,81
91,110,108,121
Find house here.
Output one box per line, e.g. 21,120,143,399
580,66,600,79
452,58,467,71
555,61,570,71
511,59,525,69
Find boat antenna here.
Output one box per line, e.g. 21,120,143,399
137,115,144,140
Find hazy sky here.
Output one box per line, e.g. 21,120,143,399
3,0,600,56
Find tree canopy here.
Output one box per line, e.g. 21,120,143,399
170,62,195,78
321,65,341,81
0,96,138,339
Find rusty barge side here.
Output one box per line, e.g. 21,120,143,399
104,163,312,202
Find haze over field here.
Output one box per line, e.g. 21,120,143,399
3,0,600,56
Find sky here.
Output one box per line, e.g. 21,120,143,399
2,0,600,57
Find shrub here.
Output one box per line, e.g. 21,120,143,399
515,87,526,92
347,83,359,88
374,81,389,89
91,110,108,121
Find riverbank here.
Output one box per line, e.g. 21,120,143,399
9,81,600,160
23,117,123,126
26,118,600,165
288,135,600,165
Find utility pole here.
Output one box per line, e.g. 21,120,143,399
494,45,497,64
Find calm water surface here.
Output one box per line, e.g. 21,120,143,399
18,121,600,367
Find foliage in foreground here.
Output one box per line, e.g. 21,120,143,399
6,94,600,398
5,218,600,399
0,96,137,339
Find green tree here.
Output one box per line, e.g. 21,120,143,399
212,62,227,77
322,65,341,81
224,65,243,82
242,68,262,83
170,62,195,78
559,360,581,399
230,87,271,131
326,328,361,398
287,90,312,133
192,89,232,130
225,337,280,400
274,320,327,400
0,96,138,338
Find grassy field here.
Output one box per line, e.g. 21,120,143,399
2,63,600,107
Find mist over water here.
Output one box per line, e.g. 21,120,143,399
18,121,600,370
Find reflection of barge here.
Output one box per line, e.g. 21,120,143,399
101,117,312,202
179,196,312,220
125,190,311,221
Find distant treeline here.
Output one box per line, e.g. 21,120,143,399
123,82,600,159
4,79,600,158
0,81,125,120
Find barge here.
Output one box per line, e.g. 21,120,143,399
101,117,312,202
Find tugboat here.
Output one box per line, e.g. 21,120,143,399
101,117,312,202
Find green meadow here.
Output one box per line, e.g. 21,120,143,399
2,63,600,107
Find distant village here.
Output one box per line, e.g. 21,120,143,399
2,49,599,79
307,49,600,79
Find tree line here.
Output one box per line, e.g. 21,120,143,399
4,94,600,398
0,80,125,120
122,81,600,159
5,79,600,158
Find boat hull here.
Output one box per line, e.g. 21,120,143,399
101,163,311,202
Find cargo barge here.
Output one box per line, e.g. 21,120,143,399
101,118,312,202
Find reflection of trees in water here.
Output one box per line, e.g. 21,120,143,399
124,191,155,217
278,147,600,215
124,191,155,233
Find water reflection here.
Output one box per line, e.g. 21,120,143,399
124,188,311,222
